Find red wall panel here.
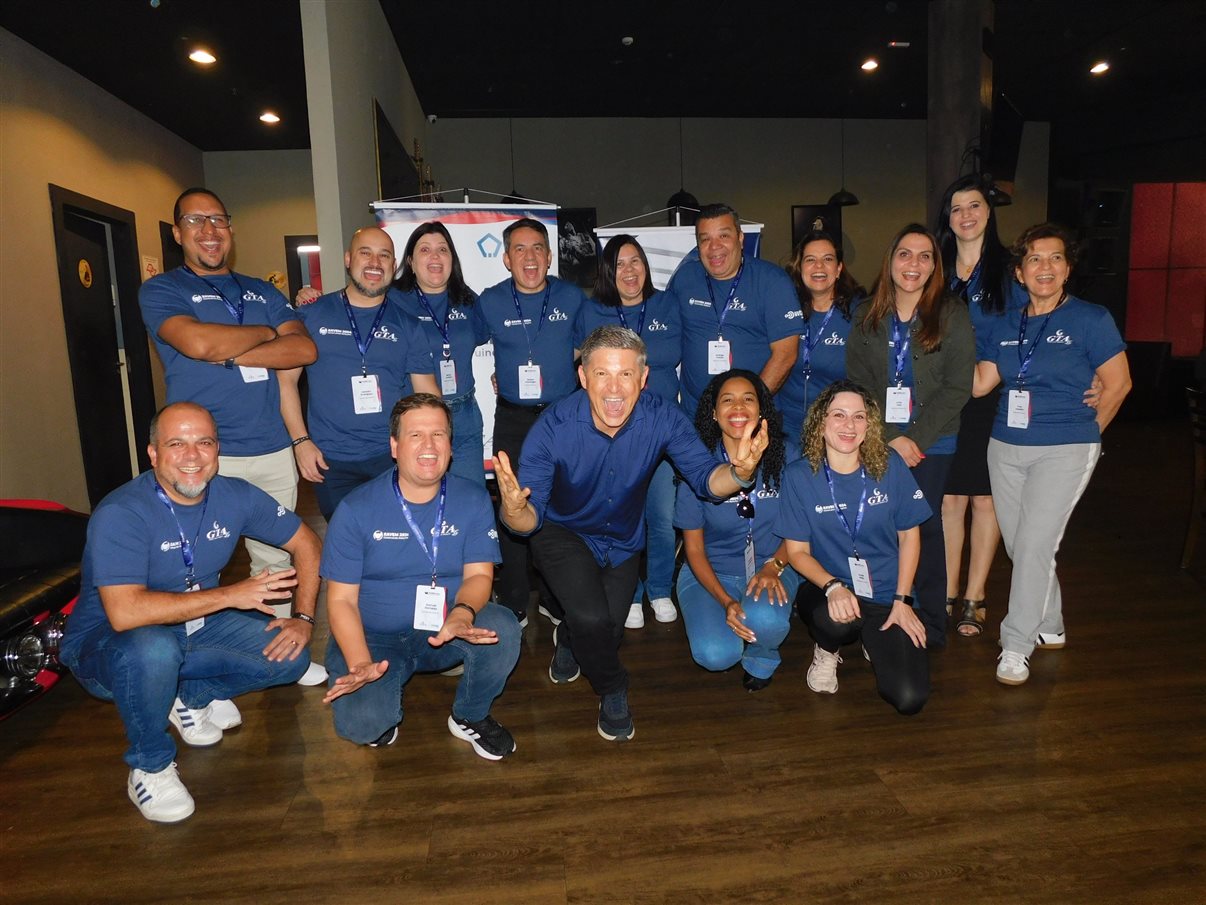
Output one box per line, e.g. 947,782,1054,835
1170,183,1206,268
1166,269,1206,357
1125,270,1169,342
1129,183,1174,269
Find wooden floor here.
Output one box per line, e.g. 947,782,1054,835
3,417,1204,905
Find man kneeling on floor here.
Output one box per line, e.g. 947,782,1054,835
60,402,322,823
321,394,519,759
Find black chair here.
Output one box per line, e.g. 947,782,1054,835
1182,387,1206,569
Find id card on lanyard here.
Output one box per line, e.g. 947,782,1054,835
154,481,209,633
511,281,551,400
343,292,388,414
393,470,449,631
1009,307,1055,430
822,460,873,598
885,315,912,424
706,262,744,375
415,288,459,395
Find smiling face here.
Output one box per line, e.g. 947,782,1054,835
390,404,452,495
173,192,232,275
822,391,869,459
799,238,843,302
948,189,990,245
148,404,220,504
890,231,937,300
615,243,648,305
696,214,743,280
344,227,395,300
503,226,551,292
713,375,760,443
578,346,648,437
409,230,453,295
1016,236,1070,306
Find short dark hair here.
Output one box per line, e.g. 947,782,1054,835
593,234,655,307
503,217,549,251
388,393,452,440
696,203,740,227
1011,222,1079,271
173,188,227,224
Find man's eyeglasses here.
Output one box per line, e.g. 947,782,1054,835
178,213,232,230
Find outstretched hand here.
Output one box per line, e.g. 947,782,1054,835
323,660,388,704
491,451,532,523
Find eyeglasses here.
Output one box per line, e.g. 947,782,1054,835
178,213,232,230
736,495,755,519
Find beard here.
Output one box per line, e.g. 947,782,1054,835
170,478,209,500
348,272,390,299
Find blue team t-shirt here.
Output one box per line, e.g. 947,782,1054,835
674,441,801,575
320,470,501,634
574,291,682,404
473,276,585,405
296,291,433,461
63,472,301,643
774,453,931,606
951,262,1029,361
669,256,801,415
778,299,861,442
985,296,1126,446
139,268,298,456
391,286,488,398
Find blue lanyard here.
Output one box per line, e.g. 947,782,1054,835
950,258,985,305
415,288,453,359
616,298,648,337
705,260,745,338
154,481,209,590
822,459,867,560
890,314,913,386
392,470,447,587
721,447,755,542
509,281,552,365
184,266,246,324
801,304,837,374
342,292,389,376
1015,306,1055,387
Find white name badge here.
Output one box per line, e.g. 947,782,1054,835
518,364,542,400
413,584,447,632
439,359,457,395
848,556,873,599
744,536,756,584
239,366,269,383
885,386,912,424
1007,389,1031,429
351,374,382,414
708,340,731,375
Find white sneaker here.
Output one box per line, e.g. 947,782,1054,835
208,698,242,730
806,645,842,694
537,603,562,626
624,603,645,629
440,664,465,677
649,597,677,623
168,698,222,746
128,762,195,823
1035,631,1066,650
996,651,1031,685
297,661,328,686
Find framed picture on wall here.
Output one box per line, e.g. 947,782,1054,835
791,204,843,253
557,207,598,291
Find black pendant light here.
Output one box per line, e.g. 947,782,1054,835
666,118,699,225
827,119,860,207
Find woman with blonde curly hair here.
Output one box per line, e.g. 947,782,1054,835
774,380,934,714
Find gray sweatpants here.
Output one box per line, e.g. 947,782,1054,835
987,439,1101,656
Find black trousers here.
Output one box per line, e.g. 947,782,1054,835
909,452,953,647
530,521,641,696
493,402,555,617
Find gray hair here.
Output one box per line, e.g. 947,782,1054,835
579,325,647,372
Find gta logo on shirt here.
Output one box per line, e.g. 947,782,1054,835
1047,330,1073,345
646,319,670,332
242,290,267,303
867,489,889,507
823,332,846,346
448,309,469,321
433,522,460,537
372,326,398,343
206,521,231,541
548,308,569,322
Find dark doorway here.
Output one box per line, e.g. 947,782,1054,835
49,185,156,508
159,220,184,273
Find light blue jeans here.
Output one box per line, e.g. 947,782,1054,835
62,610,309,772
675,567,800,679
633,459,676,603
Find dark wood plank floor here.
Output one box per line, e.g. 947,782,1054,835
3,417,1204,905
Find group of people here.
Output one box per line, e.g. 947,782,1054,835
60,183,1131,825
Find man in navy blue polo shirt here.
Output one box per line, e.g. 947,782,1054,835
60,402,322,823
668,203,801,418
321,394,519,759
279,226,438,520
473,217,587,626
493,326,768,742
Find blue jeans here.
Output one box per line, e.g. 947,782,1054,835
326,603,519,745
314,451,395,521
633,459,676,603
447,392,486,487
61,611,310,772
675,567,800,680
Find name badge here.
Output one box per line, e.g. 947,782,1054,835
848,556,873,599
885,386,911,424
239,366,269,383
439,359,457,395
1007,389,1031,429
744,536,756,584
351,374,382,414
518,364,542,400
413,584,447,631
708,340,731,375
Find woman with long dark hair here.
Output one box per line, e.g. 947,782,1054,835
578,234,683,629
674,369,798,691
846,225,975,648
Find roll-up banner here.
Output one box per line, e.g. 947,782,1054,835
593,222,764,290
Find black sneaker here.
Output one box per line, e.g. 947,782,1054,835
597,689,635,742
514,609,529,629
447,713,516,761
549,625,581,683
742,670,772,693
368,724,399,747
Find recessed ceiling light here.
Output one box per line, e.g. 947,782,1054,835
861,58,879,72
1090,61,1110,75
188,48,216,65
260,111,281,124
621,36,634,47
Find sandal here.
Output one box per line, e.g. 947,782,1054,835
956,599,986,637
946,597,957,617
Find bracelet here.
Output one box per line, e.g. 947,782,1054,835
822,578,845,598
729,464,756,490
223,358,236,369
893,593,914,606
293,612,316,625
451,602,476,624
291,435,311,448
767,557,788,576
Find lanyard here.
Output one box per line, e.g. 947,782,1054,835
890,314,913,386
800,304,837,374
392,470,446,587
822,459,867,560
1015,306,1055,387
154,481,209,590
721,447,755,541
415,288,453,359
510,281,552,365
616,298,648,337
950,258,985,305
705,260,745,339
184,266,246,324
342,292,389,376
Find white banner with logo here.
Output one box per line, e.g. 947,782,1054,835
594,223,764,290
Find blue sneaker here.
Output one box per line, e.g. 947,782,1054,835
549,625,580,684
597,689,634,742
